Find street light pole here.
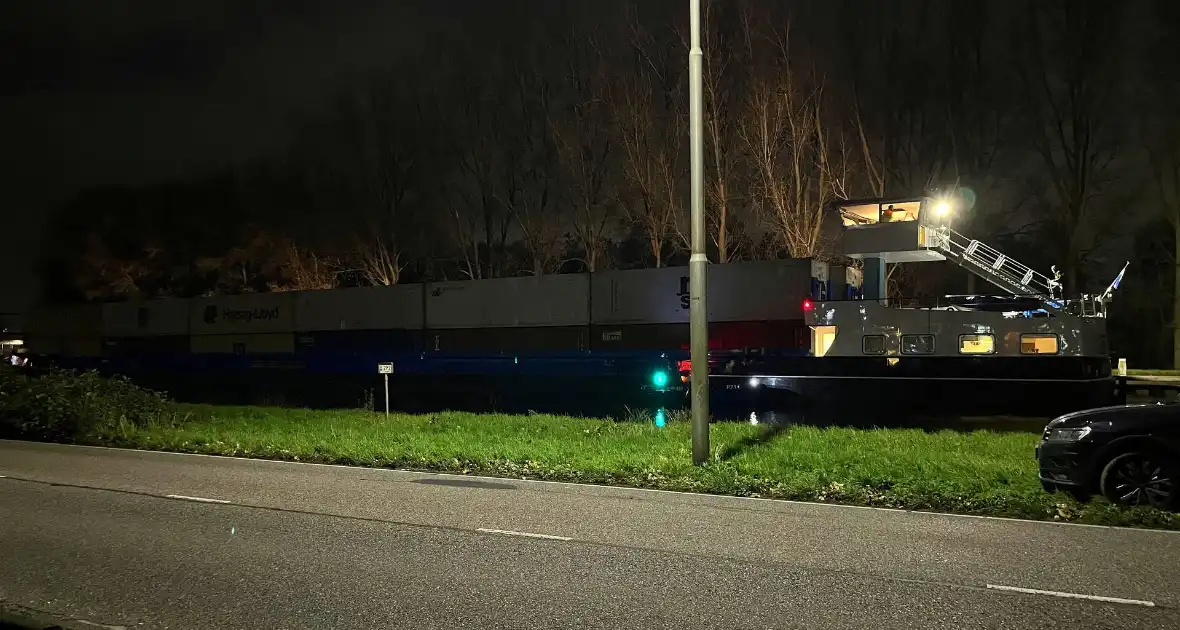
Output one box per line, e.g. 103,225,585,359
688,0,710,465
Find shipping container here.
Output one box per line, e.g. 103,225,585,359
190,333,295,354
189,292,296,335
590,320,806,352
426,326,587,353
24,303,103,338
24,335,103,357
590,259,813,325
102,299,190,337
295,329,421,354
103,335,189,356
295,284,424,332
426,274,590,329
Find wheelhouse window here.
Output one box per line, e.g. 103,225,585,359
1020,333,1059,355
959,334,995,355
879,201,920,223
838,201,921,226
901,334,935,355
862,335,886,355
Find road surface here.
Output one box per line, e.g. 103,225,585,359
1,439,1177,629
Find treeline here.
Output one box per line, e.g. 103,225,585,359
37,0,1180,365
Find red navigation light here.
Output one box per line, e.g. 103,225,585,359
802,298,814,312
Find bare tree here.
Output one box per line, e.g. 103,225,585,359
354,236,403,286
77,236,158,300
1013,0,1124,290
1141,0,1180,366
610,8,684,268
196,229,287,294
837,0,1017,296
699,0,751,262
738,16,849,259
443,183,487,280
444,56,522,279
837,0,952,198
496,41,566,276
274,240,340,291
292,67,443,286
551,34,616,272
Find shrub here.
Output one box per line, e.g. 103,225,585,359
0,366,175,440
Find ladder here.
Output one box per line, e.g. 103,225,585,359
923,226,1060,306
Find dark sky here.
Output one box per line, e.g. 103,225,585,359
0,1,1157,313
0,0,496,311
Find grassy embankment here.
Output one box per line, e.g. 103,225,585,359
2,367,1175,529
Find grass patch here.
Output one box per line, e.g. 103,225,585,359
1127,369,1180,377
79,403,1176,530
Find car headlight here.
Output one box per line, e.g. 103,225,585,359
1044,426,1092,442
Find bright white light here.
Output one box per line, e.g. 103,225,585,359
934,201,951,217
748,377,760,388
749,412,759,425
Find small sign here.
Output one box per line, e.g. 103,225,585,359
377,362,394,374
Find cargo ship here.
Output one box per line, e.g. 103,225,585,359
701,197,1124,419
20,197,1123,419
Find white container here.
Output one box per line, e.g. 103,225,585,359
189,292,295,335
102,299,190,337
296,285,423,332
426,274,590,329
190,333,295,354
25,303,104,338
591,259,813,325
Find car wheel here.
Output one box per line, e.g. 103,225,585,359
1099,450,1177,510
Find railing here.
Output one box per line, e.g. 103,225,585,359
824,293,1108,317
924,226,1055,299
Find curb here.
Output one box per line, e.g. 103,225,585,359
0,603,126,630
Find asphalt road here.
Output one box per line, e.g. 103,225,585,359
1,440,1177,629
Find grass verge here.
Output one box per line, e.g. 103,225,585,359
78,403,1178,530
1127,369,1180,378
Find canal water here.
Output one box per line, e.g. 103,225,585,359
112,368,1055,432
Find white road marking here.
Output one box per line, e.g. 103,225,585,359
164,494,231,504
11,441,1180,534
985,583,1155,607
476,528,572,541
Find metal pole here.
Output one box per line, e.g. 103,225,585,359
384,373,390,419
688,0,710,465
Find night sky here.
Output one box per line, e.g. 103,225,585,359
0,0,516,311
1,0,1170,321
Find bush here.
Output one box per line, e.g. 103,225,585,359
0,366,175,440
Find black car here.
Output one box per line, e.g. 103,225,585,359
1037,402,1179,509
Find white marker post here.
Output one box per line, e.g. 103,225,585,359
377,362,394,418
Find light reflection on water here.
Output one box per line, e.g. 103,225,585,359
643,407,1048,433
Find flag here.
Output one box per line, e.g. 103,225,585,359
1101,261,1129,300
